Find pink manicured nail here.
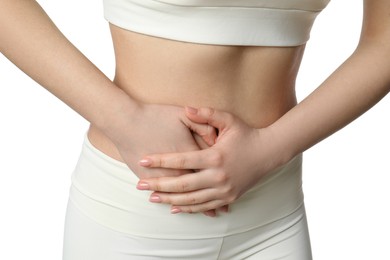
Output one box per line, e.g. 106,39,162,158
139,158,152,167
186,106,198,114
149,195,161,203
171,207,182,214
220,207,229,213
204,211,216,218
137,181,149,190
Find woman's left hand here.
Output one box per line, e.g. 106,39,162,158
137,107,285,214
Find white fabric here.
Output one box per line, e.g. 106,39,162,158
67,136,304,239
62,136,311,258
103,0,330,46
63,199,312,259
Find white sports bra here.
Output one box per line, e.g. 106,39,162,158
103,0,330,46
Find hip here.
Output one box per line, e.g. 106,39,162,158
68,135,304,239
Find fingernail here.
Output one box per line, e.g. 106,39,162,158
204,211,216,217
139,158,152,167
137,181,149,190
171,207,182,214
186,106,198,114
220,207,229,213
149,195,161,203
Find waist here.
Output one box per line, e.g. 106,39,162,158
69,136,304,239
111,25,304,124
90,28,305,161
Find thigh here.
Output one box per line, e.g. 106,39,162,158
62,199,222,260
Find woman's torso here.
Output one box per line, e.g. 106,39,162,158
88,24,305,161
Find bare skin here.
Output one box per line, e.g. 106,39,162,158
1,0,388,217
136,0,390,214
88,24,305,163
86,25,305,217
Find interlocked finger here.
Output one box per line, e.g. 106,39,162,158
140,148,221,170
137,170,212,193
150,187,221,206
171,199,226,214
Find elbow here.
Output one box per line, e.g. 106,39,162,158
354,39,390,94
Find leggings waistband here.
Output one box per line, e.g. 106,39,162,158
69,136,304,239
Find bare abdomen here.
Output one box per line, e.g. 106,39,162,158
88,24,305,161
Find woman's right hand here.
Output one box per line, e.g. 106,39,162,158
101,101,226,217
107,102,217,180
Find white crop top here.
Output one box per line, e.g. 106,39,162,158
103,0,330,46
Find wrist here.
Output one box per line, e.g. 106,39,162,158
258,125,298,170
92,86,141,142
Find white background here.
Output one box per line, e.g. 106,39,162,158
0,0,389,259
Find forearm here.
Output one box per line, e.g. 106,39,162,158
269,43,390,163
0,0,138,136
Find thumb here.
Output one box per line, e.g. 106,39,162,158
185,107,233,131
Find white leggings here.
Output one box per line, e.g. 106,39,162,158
62,137,312,259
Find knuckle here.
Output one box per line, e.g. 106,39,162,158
214,170,228,185
220,184,236,202
155,182,163,192
209,151,223,167
187,206,194,214
182,204,206,214
226,195,236,204
158,157,165,168
200,107,215,122
186,194,198,205
228,191,241,204
162,195,172,204
177,157,186,169
177,180,189,192
205,107,215,118
223,189,238,204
